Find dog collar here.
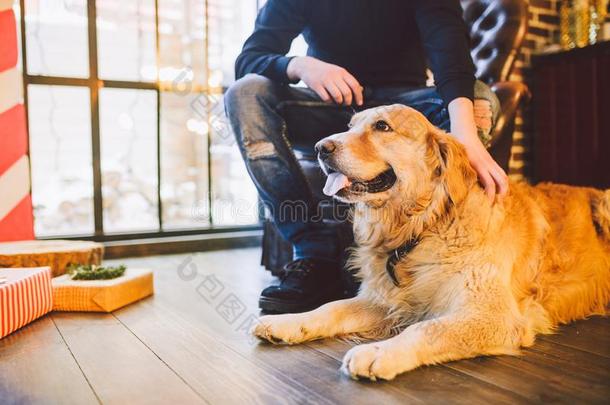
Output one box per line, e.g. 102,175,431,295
385,237,420,286
351,169,397,194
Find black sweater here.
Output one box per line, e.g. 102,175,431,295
235,0,476,104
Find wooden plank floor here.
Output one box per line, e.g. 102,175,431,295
1,248,609,404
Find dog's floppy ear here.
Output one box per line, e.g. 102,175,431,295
394,106,429,139
432,130,477,204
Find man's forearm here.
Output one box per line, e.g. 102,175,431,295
448,97,477,142
286,56,306,82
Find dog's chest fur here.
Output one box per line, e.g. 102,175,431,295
354,238,466,323
349,192,490,325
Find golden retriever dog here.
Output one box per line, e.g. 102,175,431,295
252,104,610,381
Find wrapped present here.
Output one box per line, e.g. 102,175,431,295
52,268,154,312
0,267,53,339
0,240,104,277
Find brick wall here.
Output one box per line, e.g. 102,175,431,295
507,0,561,181
508,0,609,181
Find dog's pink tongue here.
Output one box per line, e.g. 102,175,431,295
323,172,351,196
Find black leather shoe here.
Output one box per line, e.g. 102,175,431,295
258,258,344,313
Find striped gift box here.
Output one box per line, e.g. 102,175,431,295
0,267,53,339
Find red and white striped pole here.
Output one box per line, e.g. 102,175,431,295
0,0,34,241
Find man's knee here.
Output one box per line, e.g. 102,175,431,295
473,80,500,146
224,74,280,160
473,80,500,120
225,74,276,112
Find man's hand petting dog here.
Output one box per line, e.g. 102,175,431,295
448,96,509,203
287,56,364,106
460,135,509,203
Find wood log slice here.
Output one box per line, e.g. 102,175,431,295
0,240,104,277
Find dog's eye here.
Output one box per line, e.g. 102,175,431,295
374,120,392,132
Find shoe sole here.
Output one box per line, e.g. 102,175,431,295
258,296,319,314
258,289,344,314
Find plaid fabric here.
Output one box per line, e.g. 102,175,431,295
0,267,53,338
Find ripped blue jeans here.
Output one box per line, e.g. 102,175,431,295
225,74,499,263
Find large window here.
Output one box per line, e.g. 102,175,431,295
18,0,260,239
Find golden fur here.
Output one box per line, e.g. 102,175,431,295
252,105,610,380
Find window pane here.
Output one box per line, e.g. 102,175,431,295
160,91,209,229
158,0,206,88
97,0,157,82
210,94,258,226
28,85,94,236
208,0,258,87
25,0,89,78
99,88,159,233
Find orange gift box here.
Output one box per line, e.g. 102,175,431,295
0,267,53,339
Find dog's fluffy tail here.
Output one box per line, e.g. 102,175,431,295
593,189,610,242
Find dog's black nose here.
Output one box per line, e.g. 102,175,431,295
315,140,336,157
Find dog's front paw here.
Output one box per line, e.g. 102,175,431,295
251,314,309,345
341,342,415,381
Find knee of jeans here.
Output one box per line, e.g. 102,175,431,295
225,75,279,160
243,139,278,160
225,74,275,110
472,81,500,146
474,80,500,120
